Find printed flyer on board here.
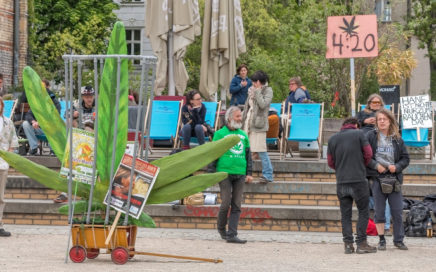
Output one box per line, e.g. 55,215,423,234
60,128,95,184
104,153,159,219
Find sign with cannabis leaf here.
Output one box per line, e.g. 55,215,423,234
326,15,378,59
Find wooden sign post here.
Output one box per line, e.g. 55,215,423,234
326,15,378,116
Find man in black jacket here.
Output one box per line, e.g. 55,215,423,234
327,117,377,254
22,80,60,155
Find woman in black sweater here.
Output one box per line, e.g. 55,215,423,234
181,90,207,149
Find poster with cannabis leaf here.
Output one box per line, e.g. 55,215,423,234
326,15,378,59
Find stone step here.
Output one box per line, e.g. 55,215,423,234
4,200,416,232
6,176,435,207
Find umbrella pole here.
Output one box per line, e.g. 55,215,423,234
168,30,175,96
167,0,175,96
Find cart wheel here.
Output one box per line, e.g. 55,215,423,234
111,247,129,265
86,248,99,259
129,247,135,259
69,246,86,263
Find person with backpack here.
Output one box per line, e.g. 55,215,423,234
284,76,310,114
366,108,410,250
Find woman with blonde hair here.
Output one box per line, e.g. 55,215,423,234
366,108,409,251
357,94,385,134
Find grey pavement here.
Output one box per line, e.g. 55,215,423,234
1,224,435,272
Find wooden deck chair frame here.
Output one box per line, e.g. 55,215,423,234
280,102,324,160
397,104,435,160
176,101,222,148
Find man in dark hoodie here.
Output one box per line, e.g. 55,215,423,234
327,117,377,254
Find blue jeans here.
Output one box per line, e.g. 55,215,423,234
369,197,391,229
181,124,205,146
22,121,45,150
258,152,273,181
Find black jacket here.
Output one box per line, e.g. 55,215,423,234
181,104,206,127
327,126,372,184
366,129,410,183
356,109,376,134
25,89,61,123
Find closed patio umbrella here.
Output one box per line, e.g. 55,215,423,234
145,0,201,96
199,0,246,102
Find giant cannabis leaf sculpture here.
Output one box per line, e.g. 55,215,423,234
0,22,238,227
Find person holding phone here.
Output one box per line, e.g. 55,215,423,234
230,64,252,106
181,90,207,150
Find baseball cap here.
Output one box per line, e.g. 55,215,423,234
81,86,95,95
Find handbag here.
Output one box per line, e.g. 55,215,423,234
378,173,401,194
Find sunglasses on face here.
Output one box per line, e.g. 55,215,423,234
371,101,381,105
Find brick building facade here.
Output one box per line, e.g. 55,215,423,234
0,0,28,93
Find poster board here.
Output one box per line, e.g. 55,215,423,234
103,153,159,219
60,128,95,184
400,95,433,129
379,85,400,113
326,15,378,59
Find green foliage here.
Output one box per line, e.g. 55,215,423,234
407,0,436,98
97,22,129,185
147,172,228,204
185,0,414,115
22,67,66,160
150,135,240,190
29,0,118,81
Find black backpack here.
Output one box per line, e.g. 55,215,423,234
405,204,430,237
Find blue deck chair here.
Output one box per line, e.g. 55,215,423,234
359,103,393,111
147,100,183,149
402,128,430,147
282,103,324,159
180,101,221,145
3,100,16,119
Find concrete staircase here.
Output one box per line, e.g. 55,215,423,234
4,156,436,232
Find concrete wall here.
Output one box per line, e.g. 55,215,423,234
409,36,431,95
0,0,28,91
114,0,154,57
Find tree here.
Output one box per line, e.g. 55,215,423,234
28,0,119,82
407,0,436,99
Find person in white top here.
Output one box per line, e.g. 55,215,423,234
0,97,19,237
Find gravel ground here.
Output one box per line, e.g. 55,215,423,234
0,225,435,272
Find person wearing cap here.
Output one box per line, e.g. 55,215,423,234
22,79,61,155
70,86,96,131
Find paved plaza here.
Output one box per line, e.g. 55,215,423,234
0,225,435,271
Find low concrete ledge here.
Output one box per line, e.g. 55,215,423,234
206,181,436,197
4,199,63,214
6,176,46,189
263,160,436,175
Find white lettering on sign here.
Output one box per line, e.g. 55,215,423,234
400,95,433,129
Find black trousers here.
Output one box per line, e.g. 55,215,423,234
371,178,405,243
337,181,370,244
217,175,245,238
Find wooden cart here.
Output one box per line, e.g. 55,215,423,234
69,224,137,264
69,224,222,264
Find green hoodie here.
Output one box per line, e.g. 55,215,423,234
213,126,250,175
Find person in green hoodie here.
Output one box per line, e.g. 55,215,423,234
208,106,253,244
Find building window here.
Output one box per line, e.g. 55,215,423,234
375,0,392,22
126,29,141,64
